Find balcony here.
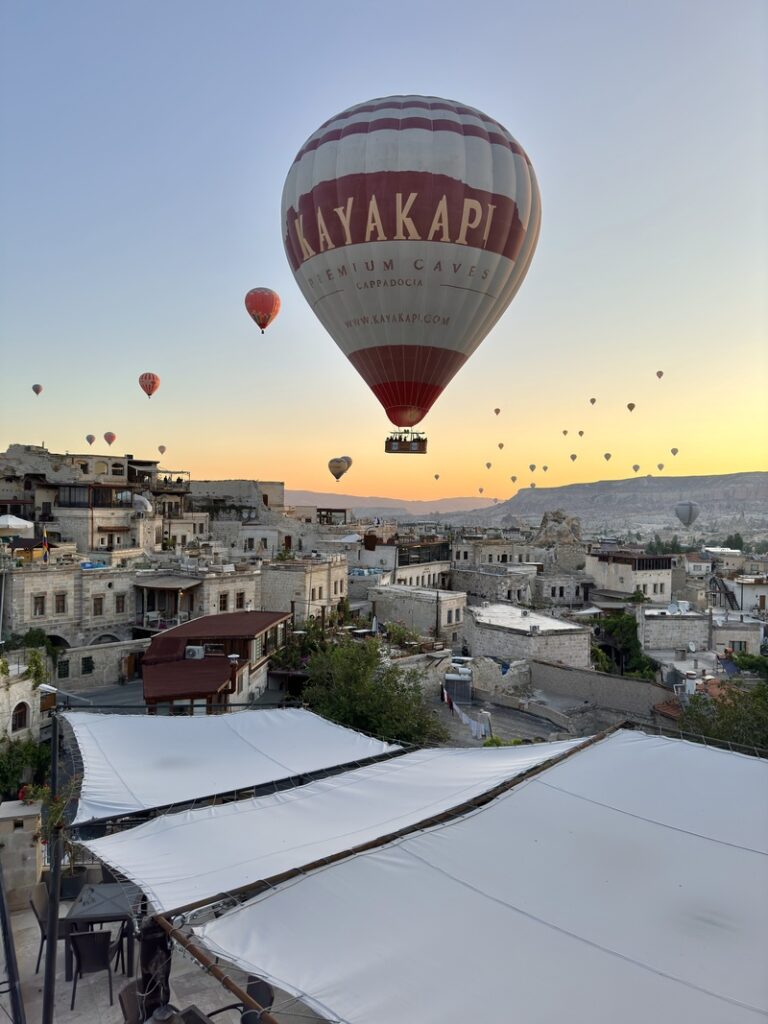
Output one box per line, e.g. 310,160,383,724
134,610,195,631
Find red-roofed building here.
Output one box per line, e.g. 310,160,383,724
142,610,291,714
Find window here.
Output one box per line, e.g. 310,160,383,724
455,608,461,623
642,584,648,595
81,656,94,675
318,586,323,600
659,583,665,594
33,595,46,617
339,580,344,594
447,609,453,624
58,660,70,679
550,587,556,598
455,550,460,560
487,555,492,563
463,551,468,560
93,596,104,616
80,462,88,473
55,593,66,614
219,593,229,612
236,591,245,610
115,594,126,613
111,463,123,476
653,583,659,595
575,585,580,597
11,703,29,732
311,588,316,602
559,587,564,598
731,640,747,653
518,554,523,563
334,580,338,596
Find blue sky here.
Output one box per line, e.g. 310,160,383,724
1,0,766,497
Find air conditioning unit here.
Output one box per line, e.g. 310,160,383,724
530,624,540,635
185,646,205,660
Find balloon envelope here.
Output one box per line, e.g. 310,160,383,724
158,445,166,455
485,462,492,469
32,384,43,395
657,463,664,471
139,372,160,398
498,442,504,450
282,95,542,427
85,434,95,446
542,465,548,472
528,464,536,472
245,288,281,333
478,487,484,494
570,454,577,462
627,403,635,412
632,464,640,473
671,448,679,456
675,501,700,527
656,370,664,379
604,453,611,461
434,474,440,480
578,430,584,437
340,456,353,468
328,458,348,481
589,398,596,405
510,475,517,483
104,432,116,446
494,408,501,416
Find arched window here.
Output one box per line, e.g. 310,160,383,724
11,702,29,733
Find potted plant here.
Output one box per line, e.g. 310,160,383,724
21,777,89,899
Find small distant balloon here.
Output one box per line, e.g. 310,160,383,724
530,482,536,489
570,454,577,462
542,465,548,472
104,432,116,446
138,372,160,399
589,398,596,406
85,434,95,446
498,442,504,450
493,498,498,504
632,464,640,473
671,447,679,456
657,463,664,471
562,429,568,436
529,464,536,472
675,500,700,527
479,487,484,494
656,370,664,380
603,452,611,461
158,445,167,455
578,430,584,437
245,288,281,333
493,408,501,416
627,403,636,412
31,384,43,396
485,462,492,469
510,475,517,483
434,473,440,480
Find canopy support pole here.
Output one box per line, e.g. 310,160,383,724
154,914,280,1024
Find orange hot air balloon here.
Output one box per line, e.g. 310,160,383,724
245,288,281,333
104,432,116,446
282,96,541,428
85,434,95,446
510,475,517,483
158,445,166,455
589,397,596,405
498,443,504,450
632,464,640,473
656,370,664,379
604,452,611,461
32,384,43,396
139,372,160,398
627,403,636,412
671,447,679,456
493,408,501,416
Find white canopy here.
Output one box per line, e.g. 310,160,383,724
66,709,399,823
83,740,582,912
197,731,768,1024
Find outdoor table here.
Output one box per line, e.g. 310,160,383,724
63,882,138,981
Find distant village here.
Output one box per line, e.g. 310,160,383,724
2,441,766,744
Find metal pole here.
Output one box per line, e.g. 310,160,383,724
41,708,62,1024
0,860,26,1023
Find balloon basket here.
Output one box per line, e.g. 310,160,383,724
384,430,427,454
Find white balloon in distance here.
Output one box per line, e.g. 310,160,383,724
282,95,542,427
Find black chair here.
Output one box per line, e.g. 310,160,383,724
69,928,125,1010
29,881,67,974
206,976,275,1022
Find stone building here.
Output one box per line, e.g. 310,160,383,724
585,549,674,601
0,659,43,741
368,585,467,643
533,571,591,609
450,565,537,606
260,555,348,625
461,604,592,669
452,537,549,568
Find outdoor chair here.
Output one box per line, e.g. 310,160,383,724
205,976,275,1022
29,881,67,974
69,926,126,1010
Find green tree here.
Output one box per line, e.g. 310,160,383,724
0,738,50,800
679,681,768,749
732,653,768,681
303,639,447,745
600,613,657,680
722,533,745,551
24,648,49,688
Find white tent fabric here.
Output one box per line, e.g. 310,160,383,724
83,740,582,912
197,731,768,1024
66,709,400,823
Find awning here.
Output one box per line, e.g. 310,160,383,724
134,576,202,590
83,740,582,913
65,709,400,823
196,731,768,1024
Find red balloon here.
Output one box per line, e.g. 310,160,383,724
245,288,281,333
104,432,116,446
139,372,160,398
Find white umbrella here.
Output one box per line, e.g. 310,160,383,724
0,514,34,534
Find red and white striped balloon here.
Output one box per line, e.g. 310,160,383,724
282,95,541,427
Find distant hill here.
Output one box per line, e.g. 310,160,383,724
285,490,495,516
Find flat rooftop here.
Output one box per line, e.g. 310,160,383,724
470,604,584,633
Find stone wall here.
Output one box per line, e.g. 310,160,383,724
529,660,671,723
0,800,43,911
55,638,151,692
638,612,711,651
462,615,592,669
369,587,467,641
450,566,535,605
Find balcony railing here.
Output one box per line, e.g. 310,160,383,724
135,611,194,630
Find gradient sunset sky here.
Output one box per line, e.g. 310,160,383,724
1,0,766,501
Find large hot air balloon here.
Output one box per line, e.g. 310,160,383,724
282,95,542,438
104,432,116,446
85,434,95,446
328,457,349,481
158,445,167,455
340,456,353,469
32,384,43,396
656,370,664,380
671,447,679,456
245,288,281,333
603,452,611,461
139,373,160,398
627,403,636,412
675,501,700,527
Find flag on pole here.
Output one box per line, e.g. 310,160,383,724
42,527,49,564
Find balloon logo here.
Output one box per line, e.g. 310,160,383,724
139,373,160,399
158,445,167,455
104,432,116,446
85,434,95,446
671,448,679,456
589,398,596,405
603,452,611,461
245,288,281,333
510,475,517,483
529,464,536,472
570,454,577,462
494,408,501,416
656,370,664,380
31,384,43,396
282,95,542,427
627,403,636,412
632,464,640,473
498,442,504,450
